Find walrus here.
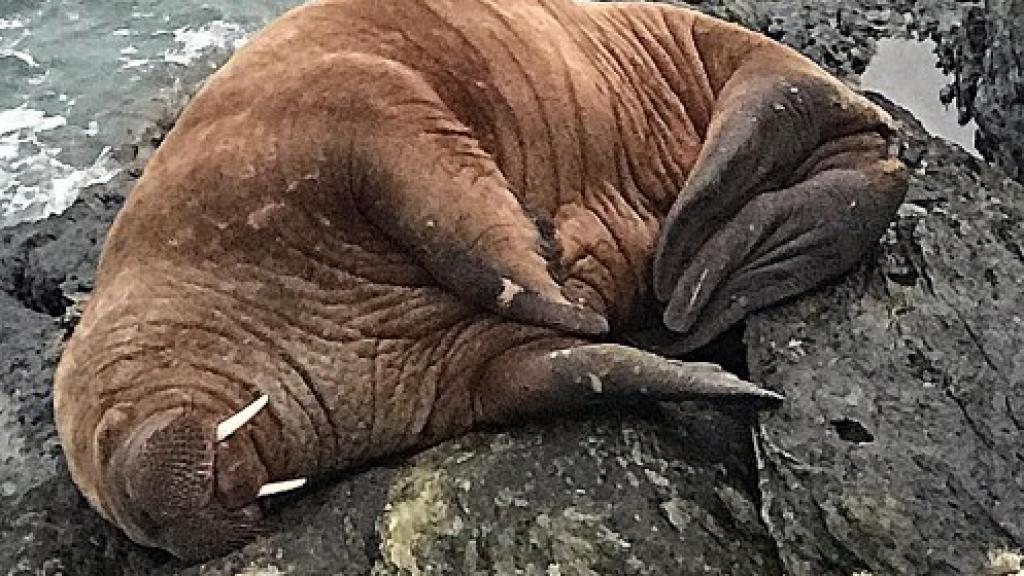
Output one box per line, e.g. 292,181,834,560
54,0,908,561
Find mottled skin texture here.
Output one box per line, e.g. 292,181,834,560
53,0,907,561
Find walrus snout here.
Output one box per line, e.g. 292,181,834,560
104,408,252,559
105,399,305,560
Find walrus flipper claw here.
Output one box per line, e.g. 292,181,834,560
544,344,784,407
413,247,609,337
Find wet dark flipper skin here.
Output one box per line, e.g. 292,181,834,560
653,55,901,299
475,342,783,425
657,132,907,353
653,50,908,349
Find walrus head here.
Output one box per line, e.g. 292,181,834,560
99,396,305,561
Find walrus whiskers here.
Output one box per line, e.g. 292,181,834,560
215,394,269,442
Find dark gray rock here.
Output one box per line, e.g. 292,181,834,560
679,0,982,80
0,192,167,576
2,2,1023,575
0,293,61,501
946,0,1024,181
0,174,130,317
749,101,1024,576
177,411,781,576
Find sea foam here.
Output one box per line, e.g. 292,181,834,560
0,106,120,227
163,20,248,66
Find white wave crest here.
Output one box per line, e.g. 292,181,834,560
163,20,247,66
0,106,66,136
0,18,27,31
1,146,120,228
0,48,38,68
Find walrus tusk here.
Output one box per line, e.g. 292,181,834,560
216,394,269,442
257,478,307,497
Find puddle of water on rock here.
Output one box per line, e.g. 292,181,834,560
861,37,980,157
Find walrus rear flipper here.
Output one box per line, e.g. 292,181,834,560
662,135,906,353
653,47,907,351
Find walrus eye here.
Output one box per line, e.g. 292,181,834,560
214,394,307,498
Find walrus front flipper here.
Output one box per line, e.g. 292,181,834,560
345,54,607,337
358,133,607,337
658,133,907,353
474,342,783,425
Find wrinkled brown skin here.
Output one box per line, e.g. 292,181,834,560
53,0,907,561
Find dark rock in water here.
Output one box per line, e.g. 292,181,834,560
2,2,1023,575
946,0,1024,181
0,174,130,317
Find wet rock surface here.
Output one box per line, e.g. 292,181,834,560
2,1,1023,575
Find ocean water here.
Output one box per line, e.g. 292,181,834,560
0,0,303,228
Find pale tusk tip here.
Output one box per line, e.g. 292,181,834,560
257,477,308,498
216,394,270,442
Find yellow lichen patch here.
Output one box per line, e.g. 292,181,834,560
987,548,1023,576
378,466,461,576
